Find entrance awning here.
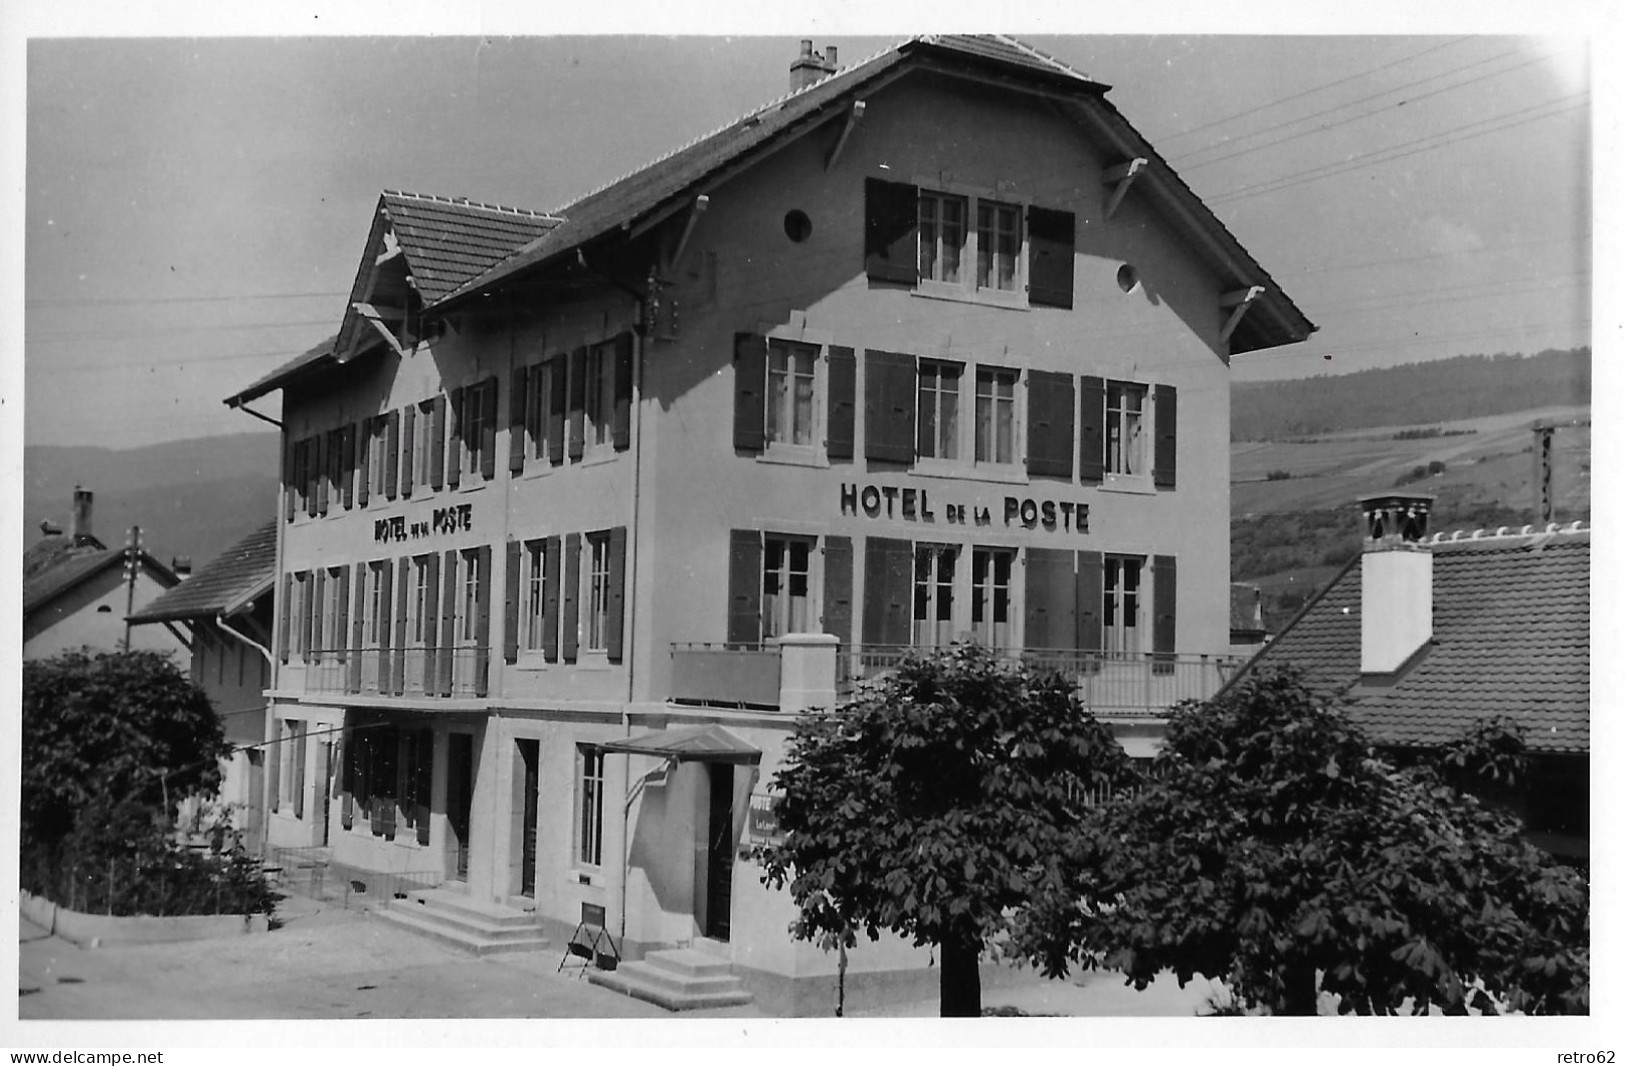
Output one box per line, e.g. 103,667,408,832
598,724,762,765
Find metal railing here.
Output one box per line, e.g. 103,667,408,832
262,844,441,910
302,646,489,698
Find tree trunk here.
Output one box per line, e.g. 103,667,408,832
939,933,982,1017
1279,962,1319,1016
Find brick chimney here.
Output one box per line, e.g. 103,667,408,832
1357,492,1435,675
171,555,193,579
69,486,94,543
790,39,837,92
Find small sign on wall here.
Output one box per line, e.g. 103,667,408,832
746,792,784,848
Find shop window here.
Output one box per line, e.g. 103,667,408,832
577,746,605,868
762,535,813,639
913,544,958,648
971,548,1013,650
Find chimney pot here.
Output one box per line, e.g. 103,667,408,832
789,39,837,92
171,555,193,578
70,486,94,543
1356,492,1435,676
800,39,813,57
826,45,838,67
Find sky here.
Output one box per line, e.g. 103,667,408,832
11,14,1599,451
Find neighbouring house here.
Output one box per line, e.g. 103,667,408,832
222,35,1313,1013
1229,581,1267,650
24,487,185,662
1224,492,1589,865
127,520,279,851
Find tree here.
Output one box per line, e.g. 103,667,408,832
1017,668,1589,1015
23,650,231,847
755,645,1135,1016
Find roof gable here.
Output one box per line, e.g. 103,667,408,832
129,520,278,624
24,546,178,617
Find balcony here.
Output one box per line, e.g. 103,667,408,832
303,646,489,699
668,639,1242,718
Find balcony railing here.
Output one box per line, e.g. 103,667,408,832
670,643,782,709
302,646,489,699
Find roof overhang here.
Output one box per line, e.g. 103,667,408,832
598,724,762,765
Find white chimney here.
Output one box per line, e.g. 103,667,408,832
790,39,837,92
1358,492,1435,675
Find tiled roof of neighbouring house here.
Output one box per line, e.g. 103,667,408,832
24,543,177,617
129,520,278,624
1232,525,1590,754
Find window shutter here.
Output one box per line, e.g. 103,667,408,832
267,722,281,814
864,178,919,284
385,411,400,499
314,569,327,654
394,556,409,696
292,724,307,819
480,377,499,480
357,419,372,506
509,367,529,473
864,350,917,464
726,529,762,647
1027,206,1076,309
348,563,365,692
1153,555,1177,664
299,574,315,663
378,560,394,694
542,535,561,662
446,388,463,489
400,406,416,497
415,731,434,845
607,526,628,661
613,332,634,452
861,536,913,647
342,425,356,509
1153,384,1178,489
504,540,522,663
567,348,587,461
822,535,853,648
474,544,492,696
335,566,349,664
430,396,446,490
1026,370,1076,479
283,438,296,521
561,533,581,662
304,439,318,517
340,734,354,829
279,573,292,663
1076,551,1104,653
827,346,856,460
1024,548,1076,651
547,360,567,465
1078,375,1106,485
732,333,767,452
423,552,440,694
438,550,457,695
317,433,330,515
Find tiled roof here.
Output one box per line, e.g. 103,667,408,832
380,191,563,304
24,545,177,616
129,520,278,624
224,333,338,407
1234,527,1590,754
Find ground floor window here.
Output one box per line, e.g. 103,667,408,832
913,544,958,648
398,728,434,846
970,547,1013,649
577,747,605,868
279,719,306,817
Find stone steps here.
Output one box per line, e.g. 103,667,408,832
587,947,753,1011
373,889,550,957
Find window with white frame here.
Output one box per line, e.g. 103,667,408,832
523,541,546,652
766,340,817,447
417,399,437,489
975,199,1022,292
367,562,386,645
975,367,1018,466
1106,382,1148,477
459,550,479,644
370,421,389,496
411,557,430,647
762,535,813,639
1103,555,1144,656
584,532,611,652
913,544,958,648
916,360,962,461
971,548,1013,650
323,568,344,657
918,191,967,284
577,746,605,868
526,361,557,464
585,342,617,450
463,381,488,476
920,189,1024,296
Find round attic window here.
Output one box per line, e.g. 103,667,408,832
1117,264,1140,293
783,210,812,243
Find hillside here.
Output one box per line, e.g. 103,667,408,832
25,432,281,570
1232,348,1589,441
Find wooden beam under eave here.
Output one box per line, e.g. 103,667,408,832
1219,286,1266,344
825,100,867,172
1103,157,1148,221
162,620,193,653
665,195,709,274
353,302,409,358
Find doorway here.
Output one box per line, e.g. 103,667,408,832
447,733,474,881
317,740,333,847
703,763,734,941
517,739,539,896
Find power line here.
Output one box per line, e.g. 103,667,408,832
25,290,346,309
25,318,339,344
1288,235,1579,276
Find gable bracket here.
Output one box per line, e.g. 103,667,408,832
1219,285,1266,344
824,100,867,172
353,302,410,359
663,195,710,275
1103,157,1148,221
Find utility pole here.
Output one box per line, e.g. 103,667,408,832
123,525,141,651
1532,418,1590,526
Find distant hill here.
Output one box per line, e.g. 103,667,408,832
1232,348,1590,441
25,432,280,571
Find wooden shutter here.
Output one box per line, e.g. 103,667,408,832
542,536,561,662
423,552,440,693
1027,206,1076,309
358,419,372,506
299,574,315,663
474,544,492,696
394,556,410,695
861,537,913,647
864,350,917,464
415,731,434,845
446,387,463,489
438,550,458,696
567,348,587,461
304,439,318,517
401,406,416,497
865,178,919,284
340,733,354,829
547,360,567,465
827,346,856,460
822,535,853,648
1078,376,1106,485
385,411,400,499
1153,555,1177,664
348,563,365,692
283,437,296,521
430,396,446,490
342,424,356,509
480,377,499,480
504,540,522,663
509,367,529,473
1153,384,1178,489
314,570,327,654
613,332,634,452
318,434,331,515
726,529,762,647
1027,370,1076,479
1076,551,1104,653
279,573,292,663
1025,548,1077,652
267,722,281,813
733,333,767,452
606,526,628,661
377,560,394,694
561,533,581,662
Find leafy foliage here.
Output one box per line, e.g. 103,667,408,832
1435,716,1530,791
1017,668,1588,1015
756,644,1135,1016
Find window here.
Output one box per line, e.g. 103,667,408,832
290,573,309,661
976,200,1021,292
766,340,817,447
460,550,479,644
524,541,546,651
975,368,1018,465
417,400,437,489
1103,555,1144,656
322,568,344,659
913,544,957,648
368,562,387,645
585,532,612,652
762,536,812,639
916,360,962,460
577,747,605,868
918,191,966,284
463,381,488,476
920,189,1019,296
526,361,557,464
371,421,389,496
411,557,430,645
971,548,1013,649
1106,382,1148,477
585,342,617,449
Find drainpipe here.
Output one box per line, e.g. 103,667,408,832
216,615,274,666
